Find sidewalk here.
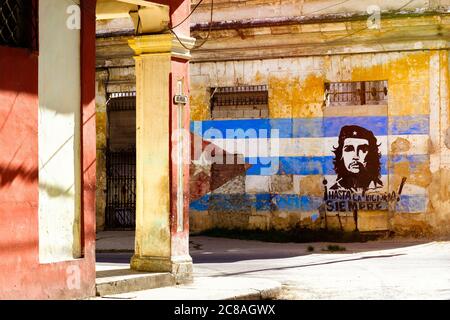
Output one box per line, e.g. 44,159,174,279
95,231,282,300
95,231,447,300
96,231,135,252
95,276,281,300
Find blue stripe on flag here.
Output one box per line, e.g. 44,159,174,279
292,118,324,138
389,115,429,135
191,115,429,138
323,116,388,137
190,194,427,213
190,194,210,211
396,195,428,213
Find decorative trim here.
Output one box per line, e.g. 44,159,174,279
191,10,450,31
172,34,196,60
191,40,450,63
128,33,196,60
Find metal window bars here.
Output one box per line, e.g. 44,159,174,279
211,85,269,106
325,81,388,106
107,92,137,112
210,85,269,119
0,0,38,49
105,151,136,229
105,92,137,229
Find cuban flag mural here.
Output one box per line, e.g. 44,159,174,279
190,113,430,227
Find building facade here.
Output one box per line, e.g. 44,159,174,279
0,0,97,299
0,0,193,299
189,0,450,236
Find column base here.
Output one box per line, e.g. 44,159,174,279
130,255,193,284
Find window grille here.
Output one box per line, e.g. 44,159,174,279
210,85,269,119
107,92,136,112
325,80,388,107
0,0,38,49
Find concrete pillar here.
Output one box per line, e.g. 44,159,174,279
128,33,195,283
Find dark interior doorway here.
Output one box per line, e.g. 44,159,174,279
105,92,136,229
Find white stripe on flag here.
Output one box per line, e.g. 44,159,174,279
205,134,429,158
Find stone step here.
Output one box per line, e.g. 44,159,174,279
96,269,175,297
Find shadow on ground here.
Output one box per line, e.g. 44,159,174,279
96,232,432,265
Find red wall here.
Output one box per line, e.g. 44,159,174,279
0,0,193,299
153,0,190,34
170,58,191,257
0,0,97,299
165,0,191,257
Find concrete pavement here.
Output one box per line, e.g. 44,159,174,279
95,276,281,300
97,231,135,253
190,237,450,300
95,232,282,300
96,232,450,299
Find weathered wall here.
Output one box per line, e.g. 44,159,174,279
192,0,445,24
0,0,97,299
190,49,450,236
38,0,82,263
95,71,108,231
93,1,450,237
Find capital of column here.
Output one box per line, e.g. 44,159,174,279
128,33,196,60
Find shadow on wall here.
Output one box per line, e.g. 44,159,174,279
0,164,38,187
0,163,82,198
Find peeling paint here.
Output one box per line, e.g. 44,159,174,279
445,127,450,149
190,89,210,121
391,137,411,154
270,175,293,193
429,169,450,235
351,52,431,116
268,73,324,119
391,160,432,189
298,175,323,197
390,213,433,237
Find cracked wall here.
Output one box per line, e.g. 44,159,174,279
190,49,450,237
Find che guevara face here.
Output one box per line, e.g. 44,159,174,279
342,138,370,174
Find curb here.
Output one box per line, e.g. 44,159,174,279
225,282,282,300
91,277,283,301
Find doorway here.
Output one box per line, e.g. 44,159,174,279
105,92,136,230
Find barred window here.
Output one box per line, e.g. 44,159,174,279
210,85,269,119
325,81,388,107
0,0,37,49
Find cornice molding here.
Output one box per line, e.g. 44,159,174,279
128,33,196,60
191,9,450,31
190,14,450,62
191,39,450,63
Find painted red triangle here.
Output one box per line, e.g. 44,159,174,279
190,133,252,201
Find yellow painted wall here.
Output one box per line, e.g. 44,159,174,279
190,49,450,236
191,51,435,120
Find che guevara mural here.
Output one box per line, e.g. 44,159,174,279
330,125,383,191
324,125,406,214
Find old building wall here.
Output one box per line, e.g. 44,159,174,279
95,70,108,231
38,0,82,262
189,49,450,236
92,1,450,237
192,0,442,24
0,0,97,299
